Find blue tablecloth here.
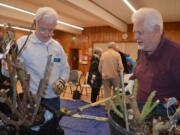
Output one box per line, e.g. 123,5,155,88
60,99,110,135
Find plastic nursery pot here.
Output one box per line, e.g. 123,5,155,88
108,110,134,135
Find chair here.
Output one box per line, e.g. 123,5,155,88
63,70,82,96
80,72,91,96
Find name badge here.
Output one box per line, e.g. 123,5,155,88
54,57,61,62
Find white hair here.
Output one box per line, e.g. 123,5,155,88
108,42,117,49
93,47,103,55
131,8,163,34
35,7,59,25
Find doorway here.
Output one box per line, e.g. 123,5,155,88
69,48,79,70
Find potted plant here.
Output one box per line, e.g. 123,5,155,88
60,76,180,135
107,78,180,135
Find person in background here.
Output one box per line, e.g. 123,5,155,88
99,42,123,110
17,7,70,111
116,47,135,74
118,50,130,73
87,47,103,103
125,54,135,73
126,8,180,116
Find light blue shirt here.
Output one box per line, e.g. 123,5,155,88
17,33,70,98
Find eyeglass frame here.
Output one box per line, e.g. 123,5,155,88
37,24,54,35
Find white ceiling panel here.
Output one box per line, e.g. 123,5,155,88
0,0,179,34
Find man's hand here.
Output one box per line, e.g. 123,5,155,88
53,79,66,95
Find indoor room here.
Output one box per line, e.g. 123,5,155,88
0,0,180,135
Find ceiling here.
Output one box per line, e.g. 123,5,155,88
0,0,180,34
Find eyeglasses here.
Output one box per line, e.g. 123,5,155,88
38,25,54,34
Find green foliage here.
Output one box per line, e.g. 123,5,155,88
138,91,159,124
132,79,138,98
109,99,124,119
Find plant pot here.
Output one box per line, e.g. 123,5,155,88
108,110,134,135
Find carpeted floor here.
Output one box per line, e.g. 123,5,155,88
60,99,110,135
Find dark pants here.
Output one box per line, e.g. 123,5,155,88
42,97,60,111
91,87,100,103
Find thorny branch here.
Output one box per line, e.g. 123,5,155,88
0,25,49,131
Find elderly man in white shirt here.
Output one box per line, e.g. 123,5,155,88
17,7,70,111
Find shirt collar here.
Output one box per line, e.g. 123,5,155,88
151,35,166,57
30,32,53,46
145,35,166,58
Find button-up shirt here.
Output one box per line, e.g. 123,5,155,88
17,33,70,98
133,36,180,102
